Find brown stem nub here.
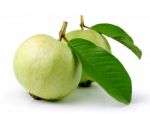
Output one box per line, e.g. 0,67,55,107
29,93,42,100
80,15,90,30
79,81,92,87
59,21,68,42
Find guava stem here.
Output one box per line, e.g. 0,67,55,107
80,15,90,30
59,21,68,42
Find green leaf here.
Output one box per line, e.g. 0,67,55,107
68,38,132,104
91,23,142,59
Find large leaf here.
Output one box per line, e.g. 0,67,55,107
91,23,142,59
68,38,132,104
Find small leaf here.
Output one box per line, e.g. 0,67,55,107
91,23,142,59
68,38,132,104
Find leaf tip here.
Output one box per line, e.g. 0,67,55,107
121,88,132,105
135,48,142,59
124,96,132,105
138,51,142,60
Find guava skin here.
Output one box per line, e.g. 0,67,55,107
65,29,111,87
14,34,81,100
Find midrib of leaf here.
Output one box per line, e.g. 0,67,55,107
68,38,132,104
91,23,142,59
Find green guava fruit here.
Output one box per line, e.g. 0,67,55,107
65,29,111,87
14,34,81,100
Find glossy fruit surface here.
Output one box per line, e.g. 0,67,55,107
14,34,81,100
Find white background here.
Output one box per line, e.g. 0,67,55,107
0,0,150,113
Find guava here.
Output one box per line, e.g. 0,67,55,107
14,34,81,100
65,29,111,87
